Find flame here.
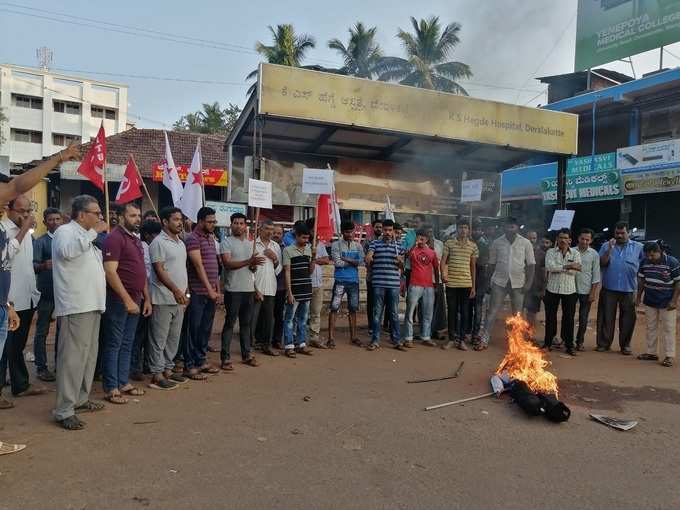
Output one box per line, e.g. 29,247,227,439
495,314,559,397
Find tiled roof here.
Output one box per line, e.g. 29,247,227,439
79,128,227,177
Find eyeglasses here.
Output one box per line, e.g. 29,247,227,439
84,209,103,217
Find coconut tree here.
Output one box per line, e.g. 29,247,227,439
246,24,316,94
328,22,382,79
376,16,471,94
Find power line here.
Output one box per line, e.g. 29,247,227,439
514,11,577,103
523,89,547,106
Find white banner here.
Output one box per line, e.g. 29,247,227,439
248,178,272,209
206,201,247,227
302,168,334,194
461,179,483,203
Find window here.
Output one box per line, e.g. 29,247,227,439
105,108,116,120
52,133,81,146
53,100,81,115
11,129,42,143
91,105,104,118
12,94,43,109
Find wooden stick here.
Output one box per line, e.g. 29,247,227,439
251,207,260,255
130,153,158,218
424,391,496,411
312,195,319,250
408,361,465,384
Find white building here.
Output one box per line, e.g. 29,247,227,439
0,64,128,170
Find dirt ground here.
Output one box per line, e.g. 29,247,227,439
1,305,680,510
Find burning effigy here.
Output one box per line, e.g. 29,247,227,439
492,314,570,422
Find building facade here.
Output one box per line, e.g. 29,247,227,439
0,64,128,170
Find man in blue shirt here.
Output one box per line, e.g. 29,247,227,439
596,221,644,354
636,242,680,367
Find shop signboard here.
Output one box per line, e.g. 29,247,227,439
622,166,680,194
575,0,680,71
258,64,578,155
541,170,623,204
60,161,126,182
617,139,680,172
151,163,227,187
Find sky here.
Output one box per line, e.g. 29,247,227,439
2,0,680,129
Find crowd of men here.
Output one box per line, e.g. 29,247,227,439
0,150,678,433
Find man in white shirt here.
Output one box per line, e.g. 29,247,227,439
252,219,282,356
482,217,535,345
52,195,108,431
575,228,601,351
543,228,582,356
0,195,44,400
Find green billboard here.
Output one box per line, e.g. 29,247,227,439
575,0,680,71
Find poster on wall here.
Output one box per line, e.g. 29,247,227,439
575,0,680,71
617,139,680,172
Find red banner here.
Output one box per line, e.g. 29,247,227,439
151,163,227,187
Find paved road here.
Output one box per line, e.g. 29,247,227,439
1,313,679,510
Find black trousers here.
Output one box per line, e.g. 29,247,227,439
446,287,471,341
253,295,276,348
272,289,287,345
221,291,254,361
0,308,36,395
576,294,592,346
596,288,636,350
544,291,577,349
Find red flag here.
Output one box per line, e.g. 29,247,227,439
316,194,335,242
77,125,107,190
115,157,143,203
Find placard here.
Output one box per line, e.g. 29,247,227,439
548,209,575,231
248,178,272,209
206,201,247,227
302,168,334,194
461,179,483,203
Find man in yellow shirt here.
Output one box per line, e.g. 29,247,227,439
440,218,478,350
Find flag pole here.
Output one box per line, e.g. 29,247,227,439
130,153,158,218
312,195,319,250
199,138,206,206
251,207,260,256
104,156,110,228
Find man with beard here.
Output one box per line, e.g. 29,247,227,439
363,219,383,336
184,207,221,379
101,203,151,404
271,224,287,349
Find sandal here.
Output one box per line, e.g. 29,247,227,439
0,396,15,409
327,339,337,349
149,377,178,390
637,353,659,361
243,357,260,367
366,343,379,351
284,349,297,358
105,392,128,405
121,385,146,396
474,343,489,351
662,357,673,367
262,347,280,356
200,365,220,374
220,361,234,372
14,386,48,398
184,369,208,381
58,415,85,431
351,338,363,347
74,400,105,413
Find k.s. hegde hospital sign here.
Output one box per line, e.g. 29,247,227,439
257,64,578,156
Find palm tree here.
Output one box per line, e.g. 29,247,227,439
246,24,316,94
376,16,471,94
328,22,382,79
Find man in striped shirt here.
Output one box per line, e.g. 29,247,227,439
365,219,406,351
282,223,315,358
636,242,680,367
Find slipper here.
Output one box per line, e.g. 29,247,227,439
662,357,673,367
474,343,489,351
637,353,659,361
327,339,337,349
243,357,260,367
168,373,189,384
220,361,234,371
105,393,128,405
351,338,363,347
0,396,15,409
121,385,146,396
200,365,220,374
0,441,27,455
14,387,48,398
58,415,85,431
74,400,105,413
183,371,208,381
149,378,178,390
366,343,379,351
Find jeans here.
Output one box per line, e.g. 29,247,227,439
221,291,254,362
0,307,36,395
576,294,592,346
283,300,310,348
405,286,434,340
0,305,8,371
446,287,471,341
33,295,58,371
329,281,360,312
483,283,525,344
184,294,216,370
252,295,276,348
470,265,488,337
272,289,287,345
371,286,401,345
101,299,140,393
596,288,636,350
543,291,577,350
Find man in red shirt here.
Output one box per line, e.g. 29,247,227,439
404,230,439,347
101,203,152,404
